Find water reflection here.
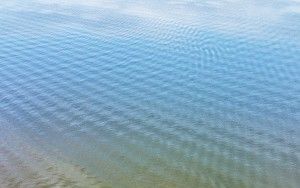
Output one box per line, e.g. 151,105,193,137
0,0,299,188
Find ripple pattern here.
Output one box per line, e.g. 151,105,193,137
0,0,300,188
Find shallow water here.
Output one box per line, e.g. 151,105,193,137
0,0,299,187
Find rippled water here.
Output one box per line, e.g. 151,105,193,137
0,0,300,187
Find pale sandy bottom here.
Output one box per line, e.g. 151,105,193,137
0,120,108,188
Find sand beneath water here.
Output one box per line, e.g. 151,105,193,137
0,120,110,188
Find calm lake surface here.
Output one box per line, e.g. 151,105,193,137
0,0,299,187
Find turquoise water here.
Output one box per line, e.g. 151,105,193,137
0,0,299,187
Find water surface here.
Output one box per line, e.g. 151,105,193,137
0,0,299,187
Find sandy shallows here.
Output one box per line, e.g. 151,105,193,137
0,120,110,188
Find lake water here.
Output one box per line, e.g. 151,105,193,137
0,0,299,187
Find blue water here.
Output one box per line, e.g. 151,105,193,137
0,0,299,187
